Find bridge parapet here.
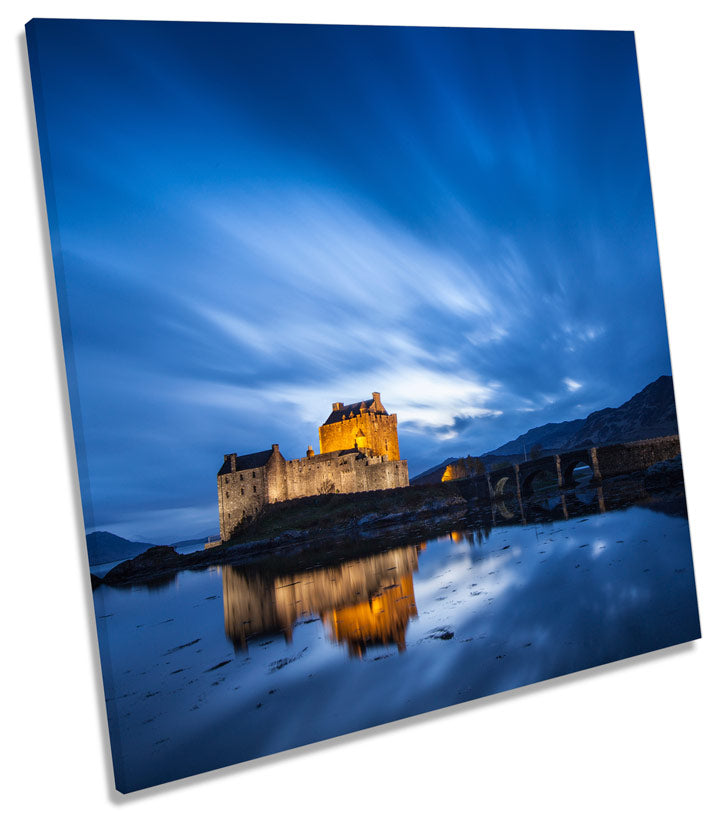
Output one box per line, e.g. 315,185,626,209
590,435,680,480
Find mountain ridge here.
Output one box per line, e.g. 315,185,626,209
412,375,677,483
86,531,210,566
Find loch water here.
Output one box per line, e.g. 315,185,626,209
93,486,700,792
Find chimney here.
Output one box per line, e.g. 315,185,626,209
332,402,344,411
224,453,237,472
372,392,381,407
271,444,279,453
306,445,315,458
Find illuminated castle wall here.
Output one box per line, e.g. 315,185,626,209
217,392,409,541
319,392,401,461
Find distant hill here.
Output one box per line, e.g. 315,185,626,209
411,375,677,483
562,375,677,449
86,531,157,566
86,532,210,565
487,418,586,458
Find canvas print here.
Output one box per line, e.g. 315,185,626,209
26,19,701,793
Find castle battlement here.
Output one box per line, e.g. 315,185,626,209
216,393,409,541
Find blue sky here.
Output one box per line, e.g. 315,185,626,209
29,20,671,542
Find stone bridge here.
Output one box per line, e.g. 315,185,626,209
487,435,680,499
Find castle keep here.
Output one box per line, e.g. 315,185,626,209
217,392,409,541
319,392,401,460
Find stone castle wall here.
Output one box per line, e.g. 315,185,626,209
218,463,269,541
219,450,409,541
284,450,408,498
319,413,401,461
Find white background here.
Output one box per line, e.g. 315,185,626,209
2,2,718,816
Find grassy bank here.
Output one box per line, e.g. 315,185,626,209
224,478,487,546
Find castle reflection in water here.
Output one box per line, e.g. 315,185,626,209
221,485,621,659
222,526,493,658
222,544,426,658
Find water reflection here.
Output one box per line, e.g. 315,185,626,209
223,544,425,657
220,482,681,659
514,484,611,522
94,477,699,792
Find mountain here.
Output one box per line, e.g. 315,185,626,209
86,530,216,565
86,531,158,566
86,532,212,565
562,375,677,449
487,418,586,458
411,375,678,482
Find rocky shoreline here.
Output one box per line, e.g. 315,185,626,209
96,493,471,586
94,456,685,588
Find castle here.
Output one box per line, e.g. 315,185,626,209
216,392,409,541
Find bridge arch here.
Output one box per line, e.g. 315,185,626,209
521,467,558,498
562,458,594,488
493,475,512,498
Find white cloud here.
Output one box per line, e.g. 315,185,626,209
202,190,497,322
563,378,582,392
173,363,502,440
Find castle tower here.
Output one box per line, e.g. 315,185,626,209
264,443,287,504
318,392,401,460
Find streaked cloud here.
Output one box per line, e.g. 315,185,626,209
33,21,673,540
